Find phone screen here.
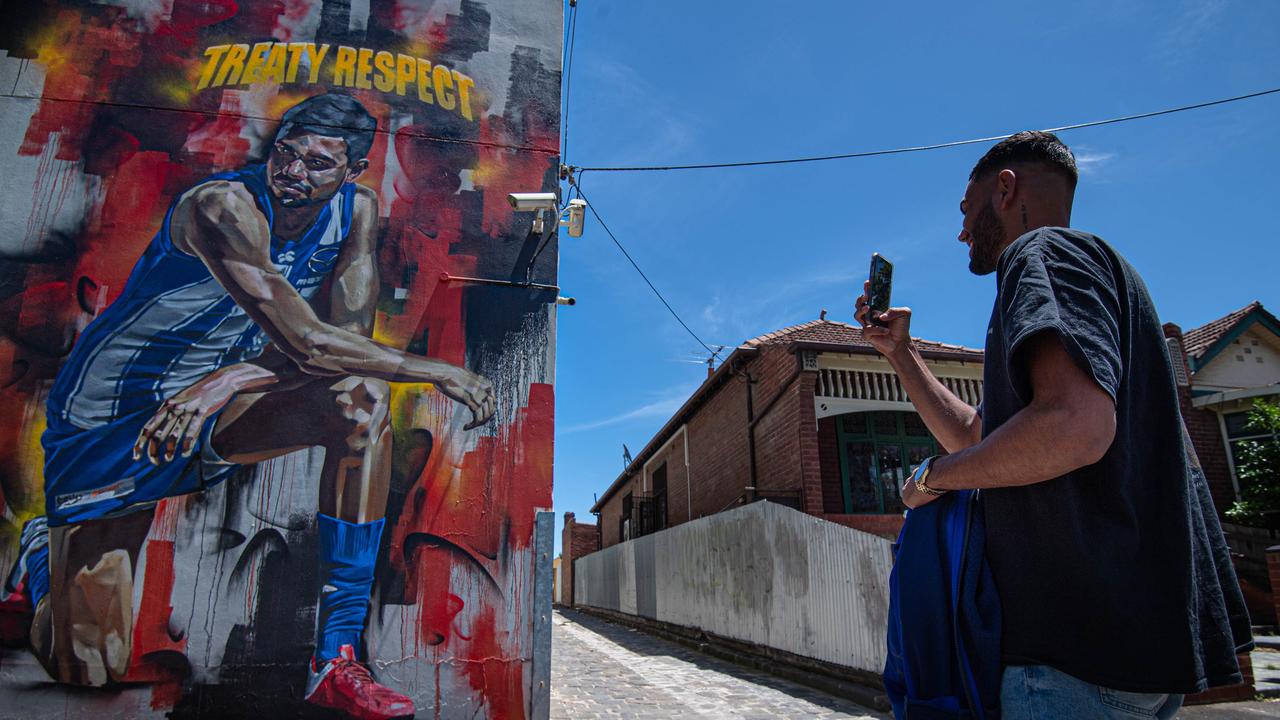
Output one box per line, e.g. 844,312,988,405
868,253,893,323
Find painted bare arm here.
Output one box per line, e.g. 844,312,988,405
132,359,279,462
177,187,382,402
175,182,492,413
900,330,1116,508
855,281,981,452
134,182,495,464
325,186,380,336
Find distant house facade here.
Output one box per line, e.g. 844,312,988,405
588,319,984,546
1165,301,1280,511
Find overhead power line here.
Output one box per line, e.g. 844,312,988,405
573,183,724,361
560,0,579,163
578,85,1280,173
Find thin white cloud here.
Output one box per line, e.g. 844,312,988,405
701,294,724,331
1075,151,1116,176
1156,0,1226,62
559,384,699,434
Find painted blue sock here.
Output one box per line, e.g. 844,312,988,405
27,544,50,609
314,513,385,662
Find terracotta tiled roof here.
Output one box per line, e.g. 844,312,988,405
1182,301,1267,360
742,319,983,360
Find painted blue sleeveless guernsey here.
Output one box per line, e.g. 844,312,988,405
49,165,355,428
41,165,355,525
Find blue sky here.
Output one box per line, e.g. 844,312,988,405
550,0,1280,552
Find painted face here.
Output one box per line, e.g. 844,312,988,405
958,178,1005,276
266,131,357,207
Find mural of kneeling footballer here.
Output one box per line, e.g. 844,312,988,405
0,93,495,720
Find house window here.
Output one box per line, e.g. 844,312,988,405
1224,408,1279,496
835,411,940,514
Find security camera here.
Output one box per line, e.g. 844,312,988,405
563,198,586,238
507,192,558,212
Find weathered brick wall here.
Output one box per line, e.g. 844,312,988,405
753,346,806,507
683,362,752,518
596,476,638,549
644,431,691,527
797,369,823,516
818,416,843,513
823,514,905,540
571,523,598,559
559,512,598,607
1164,323,1236,516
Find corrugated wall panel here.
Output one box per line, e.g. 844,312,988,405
573,502,892,674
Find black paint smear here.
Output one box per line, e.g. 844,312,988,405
0,0,63,60
169,535,325,719
504,45,561,150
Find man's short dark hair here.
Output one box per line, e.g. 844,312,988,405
970,131,1078,190
275,93,378,164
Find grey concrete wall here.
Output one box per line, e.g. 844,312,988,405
574,501,893,674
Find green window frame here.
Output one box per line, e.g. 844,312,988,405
835,411,939,514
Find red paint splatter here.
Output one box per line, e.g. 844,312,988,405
1,2,561,716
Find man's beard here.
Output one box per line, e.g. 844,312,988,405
968,199,1005,276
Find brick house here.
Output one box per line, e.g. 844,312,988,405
587,318,984,547
1165,301,1280,506
1165,300,1280,627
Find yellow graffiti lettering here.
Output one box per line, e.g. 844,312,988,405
261,43,288,84
433,64,455,111
307,44,330,84
196,44,229,90
355,48,374,90
212,44,250,87
395,54,416,97
373,51,396,93
332,45,358,87
285,42,308,83
453,70,476,121
192,41,478,120
239,41,273,84
416,58,434,104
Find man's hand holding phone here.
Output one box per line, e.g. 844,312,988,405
855,280,914,360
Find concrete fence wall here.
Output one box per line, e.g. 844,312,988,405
574,501,893,674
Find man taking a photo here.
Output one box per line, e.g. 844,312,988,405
857,131,1252,719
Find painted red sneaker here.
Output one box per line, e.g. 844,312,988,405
305,644,415,720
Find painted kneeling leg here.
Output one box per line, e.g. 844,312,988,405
45,511,151,686
305,515,413,720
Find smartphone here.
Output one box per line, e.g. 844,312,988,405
867,253,893,326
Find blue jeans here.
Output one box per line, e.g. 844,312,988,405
1001,665,1184,720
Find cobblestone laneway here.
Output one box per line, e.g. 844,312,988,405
550,608,888,719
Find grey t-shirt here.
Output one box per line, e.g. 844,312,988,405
980,227,1252,694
